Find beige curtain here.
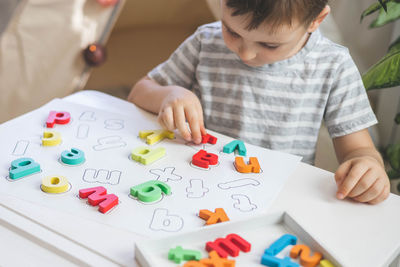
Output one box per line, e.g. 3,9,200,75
0,0,124,123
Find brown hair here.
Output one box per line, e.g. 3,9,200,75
226,0,328,30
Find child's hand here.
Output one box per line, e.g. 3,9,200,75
334,156,390,204
158,85,206,144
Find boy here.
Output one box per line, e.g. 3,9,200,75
128,0,390,204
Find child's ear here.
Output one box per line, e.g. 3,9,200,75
307,5,331,33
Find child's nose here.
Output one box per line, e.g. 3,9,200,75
238,44,256,61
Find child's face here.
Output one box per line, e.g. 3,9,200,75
221,2,313,66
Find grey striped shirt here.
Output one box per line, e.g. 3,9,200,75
148,22,377,164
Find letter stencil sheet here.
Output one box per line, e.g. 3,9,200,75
0,98,301,237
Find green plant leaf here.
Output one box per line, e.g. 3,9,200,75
360,0,400,22
370,1,400,28
379,0,388,12
361,2,385,22
362,38,400,90
387,169,400,179
389,35,400,51
386,144,400,172
395,113,400,124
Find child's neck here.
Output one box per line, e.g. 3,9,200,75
287,31,312,60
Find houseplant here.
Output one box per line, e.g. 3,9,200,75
361,0,400,192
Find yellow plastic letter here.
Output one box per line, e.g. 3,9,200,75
42,131,62,146
131,146,165,165
139,130,174,145
41,176,69,193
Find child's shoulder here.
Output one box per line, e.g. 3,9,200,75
196,21,222,31
193,21,223,40
314,32,352,62
319,34,349,53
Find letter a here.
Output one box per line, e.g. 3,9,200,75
9,157,40,180
131,146,165,165
192,150,218,168
235,157,260,173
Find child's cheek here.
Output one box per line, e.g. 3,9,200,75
222,32,237,53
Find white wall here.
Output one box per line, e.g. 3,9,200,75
375,21,400,147
0,0,22,36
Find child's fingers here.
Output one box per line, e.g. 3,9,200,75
195,104,207,136
334,160,352,186
158,107,175,131
347,169,378,198
368,183,390,204
173,105,191,141
185,108,202,144
353,178,385,203
200,124,207,136
188,122,201,144
336,163,369,199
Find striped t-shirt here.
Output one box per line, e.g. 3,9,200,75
148,21,377,164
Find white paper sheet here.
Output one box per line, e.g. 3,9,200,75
0,98,301,237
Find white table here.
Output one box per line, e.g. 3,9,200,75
0,90,399,267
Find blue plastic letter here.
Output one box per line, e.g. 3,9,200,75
9,157,40,180
223,140,247,156
261,255,299,267
61,148,85,165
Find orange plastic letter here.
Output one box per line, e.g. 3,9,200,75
182,261,204,267
290,244,322,267
234,157,260,173
199,251,235,267
199,208,230,225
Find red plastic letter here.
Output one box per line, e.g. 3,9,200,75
192,150,218,168
201,134,217,144
79,186,118,214
205,233,251,258
46,111,71,128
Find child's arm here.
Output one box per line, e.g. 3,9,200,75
128,76,206,144
332,129,390,204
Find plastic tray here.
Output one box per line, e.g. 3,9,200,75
134,211,339,267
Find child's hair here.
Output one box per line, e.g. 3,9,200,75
226,0,328,31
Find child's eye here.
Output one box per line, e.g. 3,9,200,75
259,43,279,49
226,28,240,38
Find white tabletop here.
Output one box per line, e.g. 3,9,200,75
1,90,399,267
